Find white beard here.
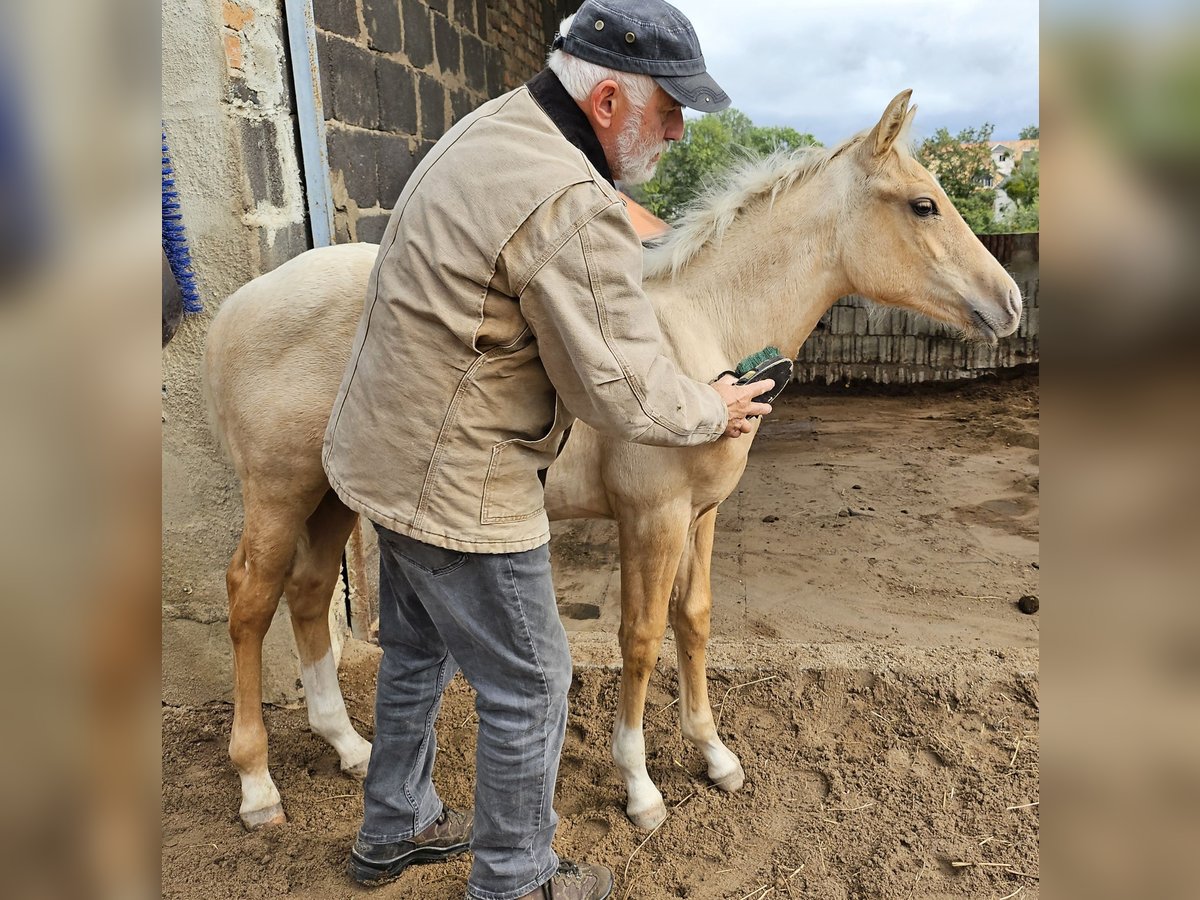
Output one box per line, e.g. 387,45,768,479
614,108,668,186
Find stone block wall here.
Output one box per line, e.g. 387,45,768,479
487,0,565,91
794,233,1039,384
313,0,577,243
163,0,315,706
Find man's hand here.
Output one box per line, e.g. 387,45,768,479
711,374,775,438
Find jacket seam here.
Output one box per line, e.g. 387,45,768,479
328,472,551,549
411,350,493,530
481,441,547,524
413,327,534,529
511,189,614,296
471,178,595,352
469,88,608,352
513,194,615,296
577,215,695,438
327,89,525,458
479,400,564,524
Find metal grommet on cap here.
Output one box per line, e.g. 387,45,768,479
595,19,604,30
625,32,635,43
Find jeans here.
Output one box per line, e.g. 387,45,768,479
359,524,572,900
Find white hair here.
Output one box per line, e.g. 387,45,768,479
547,14,658,110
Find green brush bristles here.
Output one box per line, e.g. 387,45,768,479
735,346,781,377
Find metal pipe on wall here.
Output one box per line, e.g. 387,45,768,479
283,0,335,247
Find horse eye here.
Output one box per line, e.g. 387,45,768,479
910,198,937,218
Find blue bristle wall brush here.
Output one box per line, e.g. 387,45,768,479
162,128,201,314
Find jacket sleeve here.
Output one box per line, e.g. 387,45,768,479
516,199,728,447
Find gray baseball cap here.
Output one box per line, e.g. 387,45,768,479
551,0,731,113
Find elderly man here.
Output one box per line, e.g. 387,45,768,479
323,2,773,898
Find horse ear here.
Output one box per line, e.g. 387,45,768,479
866,89,913,159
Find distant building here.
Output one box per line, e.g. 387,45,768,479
990,139,1040,177
988,139,1039,217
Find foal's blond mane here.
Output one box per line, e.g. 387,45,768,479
640,137,856,281
642,123,916,282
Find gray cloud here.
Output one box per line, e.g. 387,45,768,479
675,0,1039,145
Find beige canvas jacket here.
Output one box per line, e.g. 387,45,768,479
323,71,728,553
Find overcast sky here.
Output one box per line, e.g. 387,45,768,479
669,0,1039,145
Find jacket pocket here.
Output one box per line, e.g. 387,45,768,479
480,400,568,525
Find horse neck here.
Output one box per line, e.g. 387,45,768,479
651,183,851,373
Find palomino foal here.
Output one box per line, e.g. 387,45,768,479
202,91,1021,830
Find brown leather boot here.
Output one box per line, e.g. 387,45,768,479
347,807,473,886
518,860,614,899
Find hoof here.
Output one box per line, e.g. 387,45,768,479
710,761,745,793
339,737,373,780
241,802,286,830
627,801,668,831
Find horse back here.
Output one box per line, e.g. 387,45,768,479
202,243,379,487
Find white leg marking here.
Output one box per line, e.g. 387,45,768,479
238,770,284,827
301,650,372,776
612,718,667,830
679,675,744,792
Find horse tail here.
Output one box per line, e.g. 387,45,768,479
199,296,241,474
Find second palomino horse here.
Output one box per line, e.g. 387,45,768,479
202,91,1022,829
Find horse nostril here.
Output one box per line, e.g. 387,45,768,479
1007,290,1022,322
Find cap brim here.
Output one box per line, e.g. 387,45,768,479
656,72,731,113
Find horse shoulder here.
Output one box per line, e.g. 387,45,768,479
591,434,745,516
681,433,753,510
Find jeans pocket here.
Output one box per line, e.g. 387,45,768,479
379,527,470,576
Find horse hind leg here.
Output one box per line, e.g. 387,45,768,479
226,498,302,829
613,507,690,831
671,507,744,793
284,490,371,778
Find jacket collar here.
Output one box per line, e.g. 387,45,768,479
526,69,615,187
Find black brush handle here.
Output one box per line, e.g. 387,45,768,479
738,356,793,416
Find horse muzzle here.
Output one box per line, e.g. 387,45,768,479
967,287,1023,344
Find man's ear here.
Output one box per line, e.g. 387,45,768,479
588,79,620,130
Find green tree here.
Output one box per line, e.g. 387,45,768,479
916,124,999,233
1018,124,1039,140
1003,149,1039,209
631,108,819,221
999,197,1039,233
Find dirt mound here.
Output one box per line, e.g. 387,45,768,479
163,649,1038,899
163,376,1040,899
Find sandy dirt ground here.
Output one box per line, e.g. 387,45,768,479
163,374,1039,899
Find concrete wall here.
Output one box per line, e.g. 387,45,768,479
162,0,573,705
162,0,318,706
795,233,1039,384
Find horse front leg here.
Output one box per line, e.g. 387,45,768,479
613,508,690,830
671,507,745,792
